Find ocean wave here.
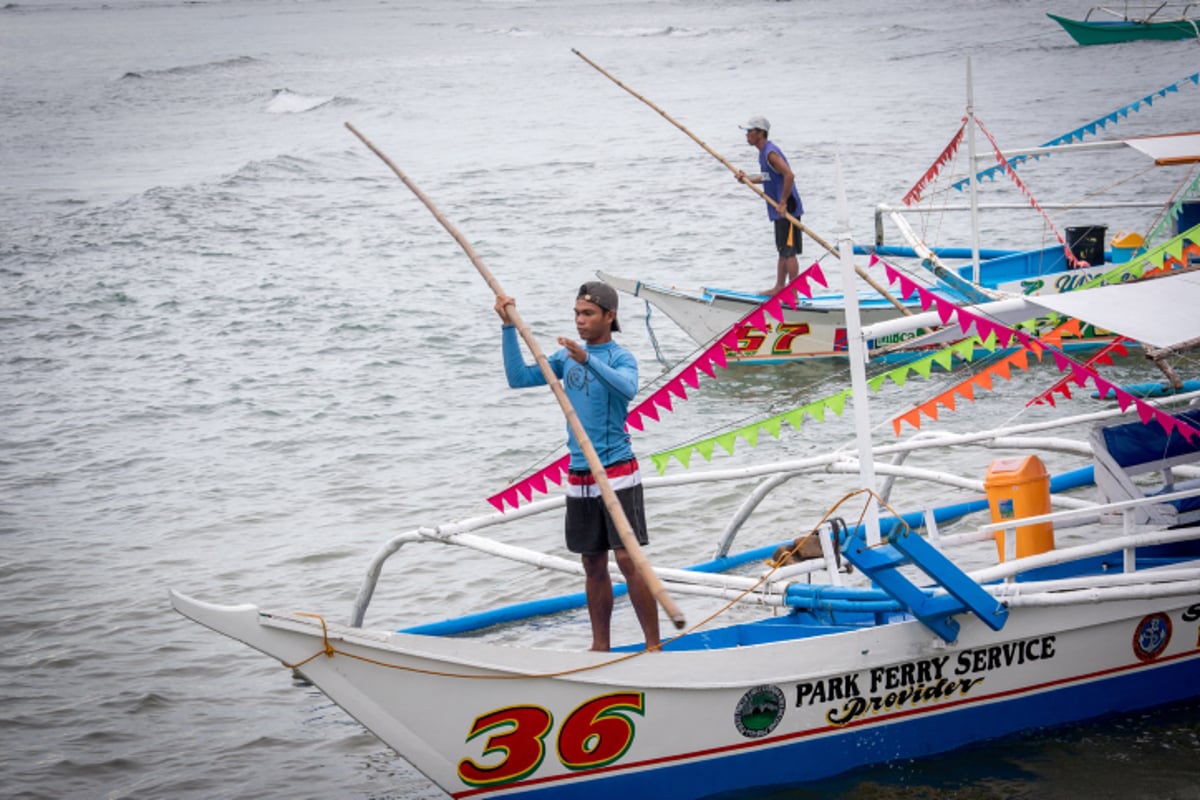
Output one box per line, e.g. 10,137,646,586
581,25,717,38
119,55,259,80
480,23,723,39
263,88,336,115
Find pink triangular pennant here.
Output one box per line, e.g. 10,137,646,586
934,297,957,325
1070,364,1089,387
973,318,998,342
805,263,828,289
652,389,674,412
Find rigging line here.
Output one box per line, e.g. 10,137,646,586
1146,162,1200,247
915,128,965,247
642,300,667,368
1044,163,1158,221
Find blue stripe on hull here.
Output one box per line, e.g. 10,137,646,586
474,654,1200,800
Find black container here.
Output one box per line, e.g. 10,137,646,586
1066,225,1106,266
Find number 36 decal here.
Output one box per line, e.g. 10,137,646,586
457,692,645,787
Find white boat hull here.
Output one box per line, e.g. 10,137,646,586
597,271,1112,363
171,590,1200,799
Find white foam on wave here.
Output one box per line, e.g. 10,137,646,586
264,89,335,114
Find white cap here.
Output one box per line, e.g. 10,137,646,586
739,115,770,133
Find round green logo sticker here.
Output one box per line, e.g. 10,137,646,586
734,684,786,738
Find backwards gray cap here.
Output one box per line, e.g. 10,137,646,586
577,281,620,332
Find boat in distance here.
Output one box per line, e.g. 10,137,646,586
1047,6,1200,45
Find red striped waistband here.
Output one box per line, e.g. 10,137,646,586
567,459,639,486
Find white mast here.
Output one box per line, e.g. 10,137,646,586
836,155,881,546
967,55,983,284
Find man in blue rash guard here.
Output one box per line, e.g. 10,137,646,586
494,282,660,653
734,115,805,296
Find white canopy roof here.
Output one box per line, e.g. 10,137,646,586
863,271,1200,351
1028,270,1200,349
1124,131,1200,166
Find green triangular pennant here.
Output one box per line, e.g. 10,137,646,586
738,424,760,448
825,390,851,416
783,408,806,431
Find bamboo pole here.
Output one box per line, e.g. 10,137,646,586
345,122,686,632
572,48,913,316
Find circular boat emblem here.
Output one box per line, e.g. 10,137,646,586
734,684,786,738
1132,613,1172,662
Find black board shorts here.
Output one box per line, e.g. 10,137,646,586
774,217,802,258
565,482,649,556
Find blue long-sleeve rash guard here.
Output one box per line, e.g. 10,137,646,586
501,324,637,470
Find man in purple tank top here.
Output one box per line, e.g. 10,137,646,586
734,115,805,296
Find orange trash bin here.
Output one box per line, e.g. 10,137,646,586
984,455,1055,561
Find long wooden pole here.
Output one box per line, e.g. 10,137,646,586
572,48,913,317
345,122,686,632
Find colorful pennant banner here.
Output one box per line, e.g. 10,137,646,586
647,318,993,473
875,259,1200,444
648,390,853,474
1144,172,1200,246
892,348,1034,435
903,120,966,207
951,71,1200,191
1028,335,1129,408
888,316,1089,434
486,263,829,511
1077,221,1200,291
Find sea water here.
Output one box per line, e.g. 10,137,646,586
3,0,1200,798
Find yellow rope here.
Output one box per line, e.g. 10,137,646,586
281,489,910,680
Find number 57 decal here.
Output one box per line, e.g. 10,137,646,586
457,692,645,788
726,322,811,356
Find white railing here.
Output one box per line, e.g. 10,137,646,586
350,401,1200,628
